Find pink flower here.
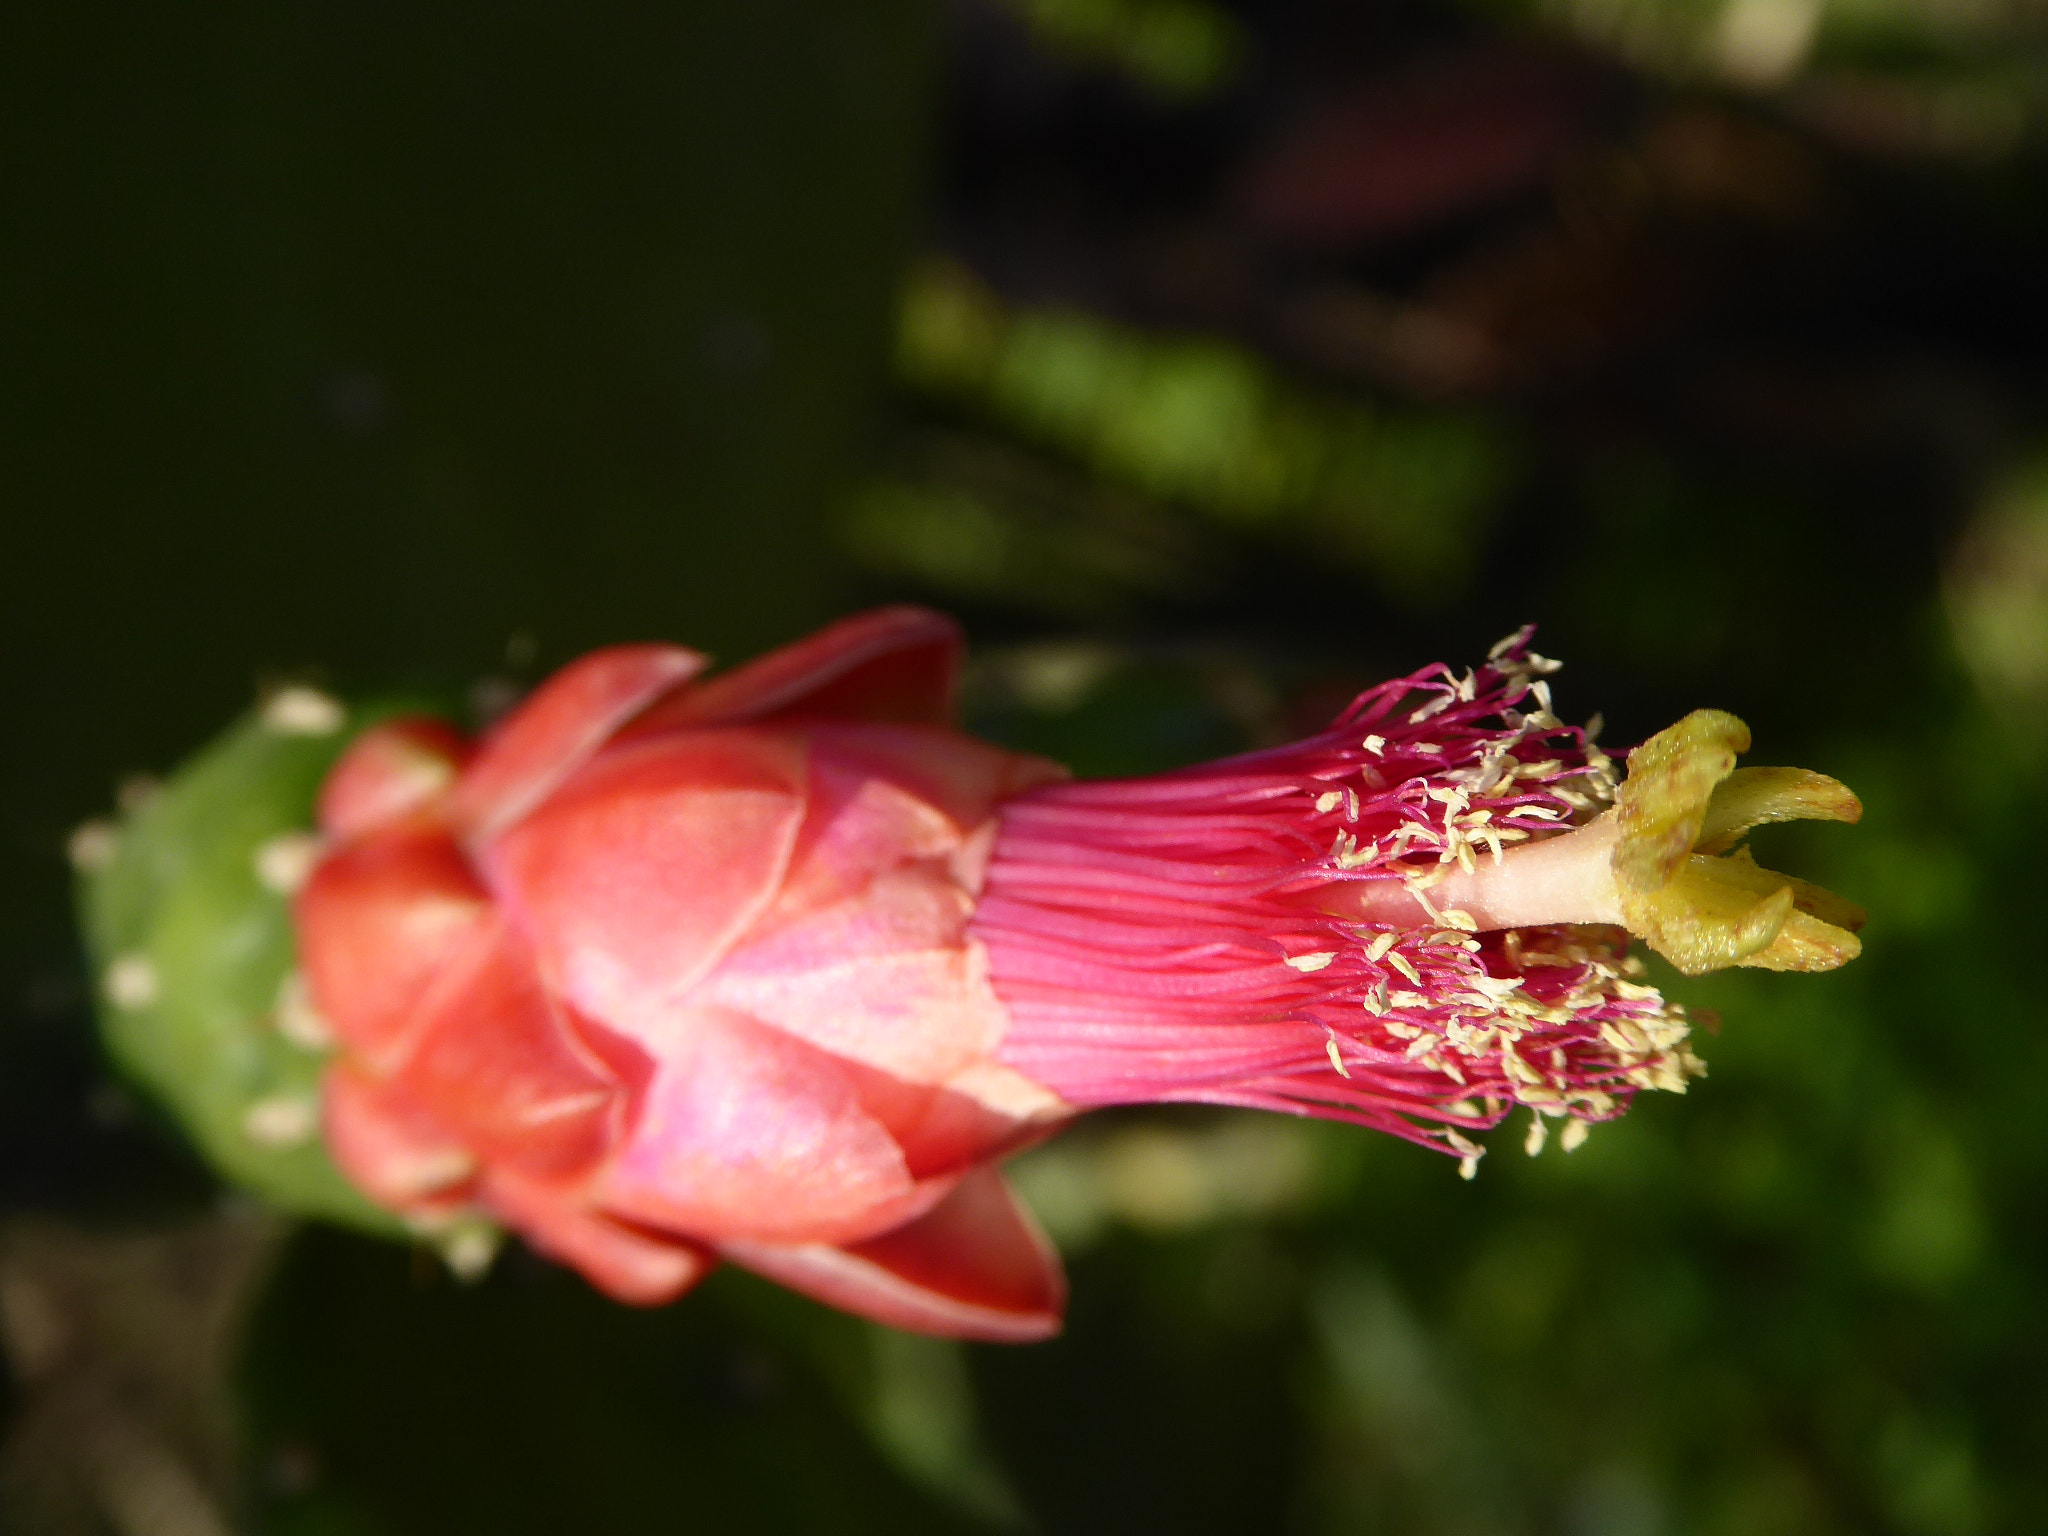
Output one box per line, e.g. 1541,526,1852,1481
297,610,1862,1339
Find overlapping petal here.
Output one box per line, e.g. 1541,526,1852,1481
296,606,1074,1338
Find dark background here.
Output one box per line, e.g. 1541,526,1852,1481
4,1,2046,1532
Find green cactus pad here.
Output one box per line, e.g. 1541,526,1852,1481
76,691,410,1235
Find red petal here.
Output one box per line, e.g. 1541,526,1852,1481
450,644,708,843
838,1065,1043,1182
801,724,1066,841
322,1061,477,1209
482,732,804,1027
483,1169,714,1306
318,717,472,839
296,827,492,1072
628,607,962,732
766,757,964,917
720,1166,1066,1342
393,916,620,1182
703,863,1002,1085
592,1005,925,1246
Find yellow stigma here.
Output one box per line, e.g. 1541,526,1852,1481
1611,710,1864,976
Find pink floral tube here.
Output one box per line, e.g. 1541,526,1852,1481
293,608,1862,1340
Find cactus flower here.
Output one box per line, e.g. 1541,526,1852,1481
287,609,1862,1340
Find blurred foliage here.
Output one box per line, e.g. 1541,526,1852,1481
843,435,1218,620
238,1234,995,1536
1946,457,2048,731
1482,0,2048,122
1,1210,283,1536
996,0,1243,97
10,0,2048,1533
866,259,1512,607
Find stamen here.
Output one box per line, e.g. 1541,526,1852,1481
977,632,1748,1167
